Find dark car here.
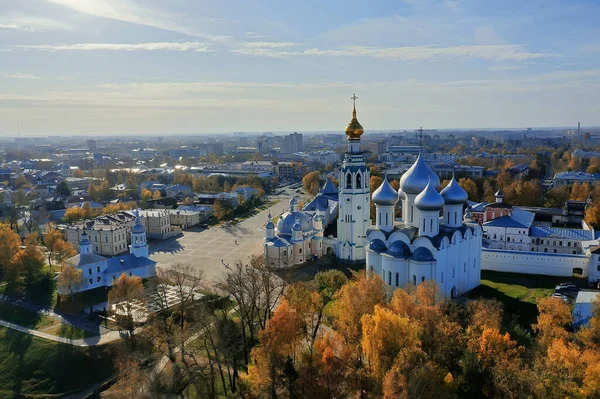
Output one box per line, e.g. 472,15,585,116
555,285,579,295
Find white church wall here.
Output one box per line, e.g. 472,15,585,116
481,249,590,277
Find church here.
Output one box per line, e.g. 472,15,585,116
264,96,482,296
60,212,156,294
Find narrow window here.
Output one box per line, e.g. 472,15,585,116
386,213,389,224
430,219,433,231
388,271,392,285
356,173,361,188
346,173,352,188
96,266,100,273
455,212,458,225
97,276,101,283
412,275,417,285
89,278,93,285
395,272,399,286
421,276,425,282
88,268,92,275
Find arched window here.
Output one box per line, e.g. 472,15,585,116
412,275,417,285
388,271,392,285
356,173,362,189
346,173,352,188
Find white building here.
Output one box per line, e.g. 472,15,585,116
61,213,156,294
366,157,482,298
481,208,600,281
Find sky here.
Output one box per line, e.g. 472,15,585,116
0,0,599,136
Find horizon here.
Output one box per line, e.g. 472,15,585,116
1,0,600,136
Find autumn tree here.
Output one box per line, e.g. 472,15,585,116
57,265,83,302
141,188,153,201
63,207,86,223
248,299,303,398
0,223,21,281
12,233,46,286
458,177,478,201
534,297,573,348
109,273,145,336
302,171,321,195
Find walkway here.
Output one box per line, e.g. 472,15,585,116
0,318,138,347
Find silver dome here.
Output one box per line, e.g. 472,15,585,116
440,176,468,205
372,178,398,206
398,187,407,200
415,180,444,211
399,155,441,194
276,211,312,235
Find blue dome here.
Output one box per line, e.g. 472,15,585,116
411,247,435,262
386,240,411,258
266,221,274,229
276,211,312,235
80,231,91,246
292,221,302,232
440,176,468,205
372,178,399,206
369,239,387,253
132,221,145,234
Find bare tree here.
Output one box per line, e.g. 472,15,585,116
215,254,287,365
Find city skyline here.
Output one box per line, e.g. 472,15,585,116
1,0,600,135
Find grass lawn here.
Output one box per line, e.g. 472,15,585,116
0,303,58,330
42,323,97,340
0,327,114,399
467,270,585,329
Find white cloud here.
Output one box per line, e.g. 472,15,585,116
0,14,76,31
43,0,231,43
0,73,39,79
231,44,558,61
12,42,213,52
243,42,297,48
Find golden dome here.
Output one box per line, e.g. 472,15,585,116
345,107,364,140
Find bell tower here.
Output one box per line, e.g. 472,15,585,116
337,94,371,263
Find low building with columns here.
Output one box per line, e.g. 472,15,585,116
366,155,482,297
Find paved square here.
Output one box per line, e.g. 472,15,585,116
148,199,287,282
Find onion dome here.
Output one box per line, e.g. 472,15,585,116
372,177,398,206
292,217,302,232
369,239,387,254
440,176,468,205
415,179,444,211
289,196,298,206
80,231,90,246
132,220,145,234
345,106,364,140
266,212,274,229
398,187,407,200
387,240,411,258
399,155,440,194
411,247,434,262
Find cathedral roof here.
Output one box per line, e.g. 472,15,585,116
400,155,440,195
66,252,107,268
369,239,387,253
276,211,312,236
386,240,411,258
410,247,435,262
440,176,468,205
320,179,338,196
106,254,156,274
415,180,444,211
372,178,398,206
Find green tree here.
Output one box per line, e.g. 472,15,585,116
55,181,71,196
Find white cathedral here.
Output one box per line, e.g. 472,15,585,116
264,98,482,296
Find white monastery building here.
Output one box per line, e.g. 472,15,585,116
265,97,483,296
60,212,156,294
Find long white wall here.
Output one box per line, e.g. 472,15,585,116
481,248,590,277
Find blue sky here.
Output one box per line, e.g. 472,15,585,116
0,0,599,135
